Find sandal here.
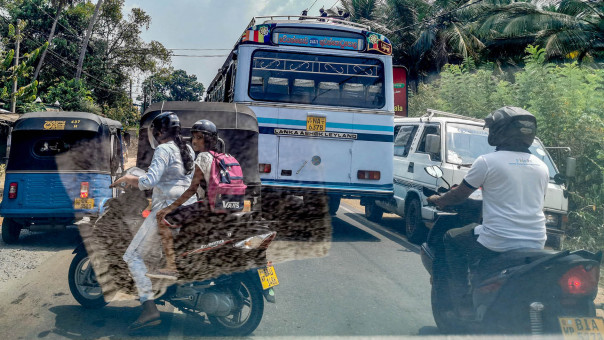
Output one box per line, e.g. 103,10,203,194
127,317,161,332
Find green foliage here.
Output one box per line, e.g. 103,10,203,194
44,77,93,111
141,68,204,105
410,45,604,251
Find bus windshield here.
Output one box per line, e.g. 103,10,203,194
249,50,385,109
445,123,558,179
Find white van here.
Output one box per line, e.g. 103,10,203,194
361,109,574,248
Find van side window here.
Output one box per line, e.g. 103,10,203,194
417,124,441,161
394,125,418,157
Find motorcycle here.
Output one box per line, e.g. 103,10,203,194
420,165,603,336
68,167,278,336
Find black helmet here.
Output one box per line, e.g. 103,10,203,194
191,119,218,151
484,106,536,148
148,112,180,149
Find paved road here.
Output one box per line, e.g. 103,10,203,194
0,202,437,338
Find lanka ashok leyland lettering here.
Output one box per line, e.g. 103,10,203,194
205,15,394,215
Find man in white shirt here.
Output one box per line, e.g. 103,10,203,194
427,106,550,309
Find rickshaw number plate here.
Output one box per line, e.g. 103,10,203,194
257,265,279,290
559,317,604,339
74,198,94,209
307,116,326,132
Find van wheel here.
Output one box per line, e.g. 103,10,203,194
365,202,383,222
2,218,22,244
405,198,427,244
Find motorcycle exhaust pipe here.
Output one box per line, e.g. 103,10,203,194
199,292,234,317
529,302,545,335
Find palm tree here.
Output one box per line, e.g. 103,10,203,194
33,0,79,81
76,0,103,81
478,0,604,61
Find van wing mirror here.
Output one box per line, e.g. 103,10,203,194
425,134,441,155
565,157,576,178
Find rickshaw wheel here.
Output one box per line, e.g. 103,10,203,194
2,218,22,244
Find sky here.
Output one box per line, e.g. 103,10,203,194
122,0,344,98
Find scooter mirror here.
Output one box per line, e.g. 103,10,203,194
425,166,443,179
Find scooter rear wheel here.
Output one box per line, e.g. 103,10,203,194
207,274,264,336
431,284,465,334
68,251,108,309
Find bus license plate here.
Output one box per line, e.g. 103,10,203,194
559,317,604,339
74,198,94,210
257,265,279,290
307,116,326,132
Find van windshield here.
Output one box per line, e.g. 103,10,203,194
446,123,558,179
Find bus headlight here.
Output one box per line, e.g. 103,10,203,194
545,213,561,229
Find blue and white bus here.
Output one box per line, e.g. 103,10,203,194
206,15,394,214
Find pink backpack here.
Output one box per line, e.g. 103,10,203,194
207,151,247,213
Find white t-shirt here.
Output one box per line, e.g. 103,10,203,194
464,151,550,252
194,152,213,199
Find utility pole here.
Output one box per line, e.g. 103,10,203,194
11,19,21,113
129,79,133,104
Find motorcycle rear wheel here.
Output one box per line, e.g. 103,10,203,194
68,251,108,309
431,284,465,334
207,275,264,336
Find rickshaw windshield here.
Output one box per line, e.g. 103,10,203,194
7,130,111,172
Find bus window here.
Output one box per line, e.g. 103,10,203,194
250,76,264,96
249,50,385,109
267,77,289,96
292,79,315,101
342,83,365,102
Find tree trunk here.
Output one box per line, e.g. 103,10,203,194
75,0,103,81
33,1,65,81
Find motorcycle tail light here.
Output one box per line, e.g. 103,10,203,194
8,182,17,199
357,170,380,180
142,210,151,218
559,264,599,295
80,182,89,198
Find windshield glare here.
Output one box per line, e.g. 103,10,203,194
249,50,385,109
446,123,558,178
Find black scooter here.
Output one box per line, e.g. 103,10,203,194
68,167,278,336
420,166,602,335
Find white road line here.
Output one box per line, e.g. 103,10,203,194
339,204,420,252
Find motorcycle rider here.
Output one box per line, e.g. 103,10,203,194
427,106,549,315
150,119,220,279
110,112,196,331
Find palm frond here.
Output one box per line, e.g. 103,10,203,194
542,28,594,57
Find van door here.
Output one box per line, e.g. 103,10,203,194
393,124,419,214
408,123,442,189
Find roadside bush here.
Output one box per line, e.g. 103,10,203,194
409,46,604,251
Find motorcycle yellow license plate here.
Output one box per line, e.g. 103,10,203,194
559,317,604,339
74,198,94,210
257,265,279,290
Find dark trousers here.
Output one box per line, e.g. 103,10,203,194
444,223,499,304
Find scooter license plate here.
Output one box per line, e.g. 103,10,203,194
74,198,94,210
559,317,604,339
257,265,279,290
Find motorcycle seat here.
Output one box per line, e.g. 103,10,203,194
472,248,557,279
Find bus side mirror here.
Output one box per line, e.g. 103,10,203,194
425,134,441,155
565,157,576,178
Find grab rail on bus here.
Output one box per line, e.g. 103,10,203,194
423,109,484,123
250,16,370,31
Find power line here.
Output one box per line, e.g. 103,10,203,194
330,0,340,9
28,0,83,43
307,0,319,11
171,54,229,58
168,48,232,51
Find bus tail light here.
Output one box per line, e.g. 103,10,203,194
259,163,272,173
357,170,380,180
8,182,18,199
80,182,89,198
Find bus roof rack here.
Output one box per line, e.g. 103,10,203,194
250,16,370,31
423,109,484,123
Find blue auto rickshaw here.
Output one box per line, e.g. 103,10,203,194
0,112,124,243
